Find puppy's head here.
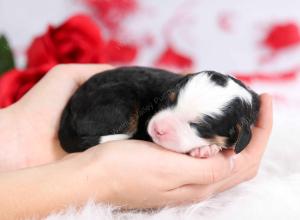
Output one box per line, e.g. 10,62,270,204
147,71,260,154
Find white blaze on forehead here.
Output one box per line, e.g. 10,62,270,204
175,73,252,119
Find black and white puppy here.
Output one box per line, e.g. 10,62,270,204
59,66,260,158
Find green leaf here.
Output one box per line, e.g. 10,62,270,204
0,34,15,76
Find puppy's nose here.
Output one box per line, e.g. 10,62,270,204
152,121,172,138
153,123,167,136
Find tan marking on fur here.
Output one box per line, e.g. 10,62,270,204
209,135,227,147
127,104,139,133
168,91,177,102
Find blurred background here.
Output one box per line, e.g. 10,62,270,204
0,0,300,112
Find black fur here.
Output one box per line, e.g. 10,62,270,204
190,96,259,153
206,71,228,87
190,72,260,153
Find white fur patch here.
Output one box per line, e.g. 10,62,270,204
99,134,131,144
176,73,252,120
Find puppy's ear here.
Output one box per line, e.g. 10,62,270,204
235,119,252,154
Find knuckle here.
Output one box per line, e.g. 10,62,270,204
207,173,216,184
206,166,220,184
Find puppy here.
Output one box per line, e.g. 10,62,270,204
58,66,260,158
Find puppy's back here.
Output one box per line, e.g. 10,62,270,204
59,66,181,152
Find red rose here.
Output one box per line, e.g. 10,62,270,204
0,14,139,108
27,14,105,67
0,64,52,108
27,14,138,67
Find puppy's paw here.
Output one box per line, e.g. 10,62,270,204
189,144,222,158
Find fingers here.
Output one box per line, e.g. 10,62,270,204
13,64,114,134
165,160,258,206
41,64,114,97
164,184,210,206
23,64,113,97
169,152,233,185
120,140,233,186
17,64,113,107
213,166,258,195
163,164,256,206
48,64,114,85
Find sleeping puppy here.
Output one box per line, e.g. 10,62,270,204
58,66,260,158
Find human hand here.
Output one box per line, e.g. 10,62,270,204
1,64,113,170
80,94,272,208
0,62,272,217
0,62,272,208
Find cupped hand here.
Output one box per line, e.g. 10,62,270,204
79,94,272,208
1,63,272,209
2,64,113,169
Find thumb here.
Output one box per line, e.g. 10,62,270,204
175,151,234,185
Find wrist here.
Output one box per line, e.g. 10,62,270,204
74,148,112,204
0,151,110,219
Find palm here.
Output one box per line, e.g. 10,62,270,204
10,65,113,164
